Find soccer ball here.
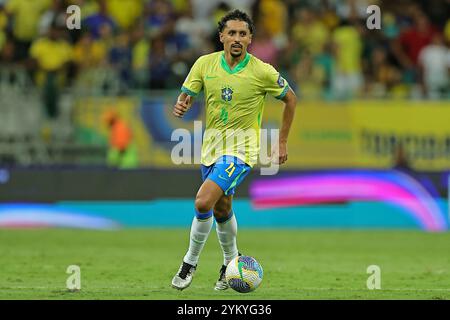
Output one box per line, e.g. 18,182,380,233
225,255,263,293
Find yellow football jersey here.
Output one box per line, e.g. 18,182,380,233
182,51,289,167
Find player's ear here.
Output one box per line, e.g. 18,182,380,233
219,32,224,44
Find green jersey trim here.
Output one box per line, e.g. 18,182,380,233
220,52,251,74
181,86,199,97
275,85,289,100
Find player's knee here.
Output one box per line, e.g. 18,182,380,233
213,201,231,220
195,197,213,213
213,210,228,221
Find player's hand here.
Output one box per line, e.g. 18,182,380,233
173,95,191,118
277,141,288,165
271,141,288,165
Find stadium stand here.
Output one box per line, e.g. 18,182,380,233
0,0,448,166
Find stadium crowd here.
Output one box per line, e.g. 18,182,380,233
0,0,448,102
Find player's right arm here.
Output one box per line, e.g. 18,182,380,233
173,56,204,118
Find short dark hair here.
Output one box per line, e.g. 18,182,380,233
218,9,254,34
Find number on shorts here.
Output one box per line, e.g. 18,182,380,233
225,163,236,177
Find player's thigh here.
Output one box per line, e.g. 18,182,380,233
213,195,233,219
195,179,224,212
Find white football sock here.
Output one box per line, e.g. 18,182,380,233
183,216,213,266
216,212,239,266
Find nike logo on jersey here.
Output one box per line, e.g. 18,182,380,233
205,75,218,80
218,175,229,181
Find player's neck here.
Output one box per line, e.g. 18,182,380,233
224,51,247,70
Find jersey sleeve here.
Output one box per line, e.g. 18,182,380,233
263,63,290,100
181,57,204,97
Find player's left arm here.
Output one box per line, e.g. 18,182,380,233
278,88,297,164
262,63,297,164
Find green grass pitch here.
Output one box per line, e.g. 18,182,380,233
1,229,449,300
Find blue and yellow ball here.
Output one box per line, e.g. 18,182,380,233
225,256,263,293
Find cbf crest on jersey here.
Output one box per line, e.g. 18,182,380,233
221,86,233,102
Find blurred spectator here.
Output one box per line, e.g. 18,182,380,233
248,23,278,66
29,24,72,119
366,46,402,97
0,0,446,101
0,37,15,63
102,109,138,169
107,0,142,31
175,1,214,55
73,30,107,90
163,20,190,61
145,0,175,38
5,0,50,61
83,0,116,40
149,35,171,89
73,31,106,69
333,0,378,21
322,7,340,31
445,19,450,44
418,33,449,99
421,0,448,29
382,12,400,40
39,0,67,36
212,1,232,25
314,42,335,100
108,32,132,92
292,8,330,57
210,2,232,52
393,12,439,72
190,0,254,20
253,0,287,38
331,20,363,100
145,0,193,86
170,0,190,15
71,0,99,18
131,23,150,89
191,0,225,20
294,50,326,100
0,4,6,54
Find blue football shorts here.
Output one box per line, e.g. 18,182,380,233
201,155,251,196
